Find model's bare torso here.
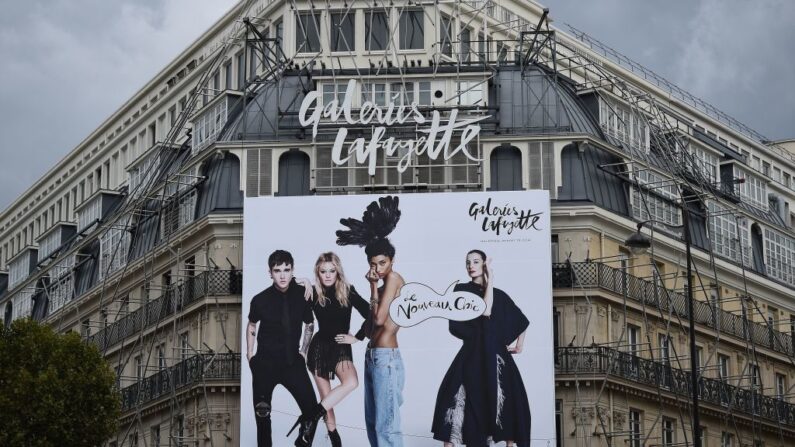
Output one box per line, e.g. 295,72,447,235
370,272,405,348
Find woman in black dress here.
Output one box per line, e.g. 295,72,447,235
431,250,531,447
305,252,370,447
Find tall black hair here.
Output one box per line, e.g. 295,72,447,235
336,196,401,260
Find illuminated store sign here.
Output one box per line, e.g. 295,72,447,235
299,79,488,174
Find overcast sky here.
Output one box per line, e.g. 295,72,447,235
0,0,793,212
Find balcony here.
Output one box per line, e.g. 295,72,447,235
87,270,242,351
556,346,795,426
119,353,239,412
552,262,794,356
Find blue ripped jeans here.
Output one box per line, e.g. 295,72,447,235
364,348,405,447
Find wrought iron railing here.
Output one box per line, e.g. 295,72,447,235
552,262,794,356
88,270,242,351
556,346,795,426
119,353,240,412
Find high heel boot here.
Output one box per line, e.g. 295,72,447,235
287,403,326,447
328,428,342,447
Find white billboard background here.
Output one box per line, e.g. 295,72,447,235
241,191,554,446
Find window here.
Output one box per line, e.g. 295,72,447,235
599,98,649,153
156,343,166,370
555,400,563,447
296,12,321,53
151,425,161,447
695,346,703,371
750,363,760,388
322,83,347,105
763,227,795,284
627,324,640,355
708,200,742,263
718,354,730,379
212,71,220,98
180,332,190,361
418,81,431,105
223,61,232,90
236,52,245,89
459,27,471,61
129,432,138,447
173,415,184,447
721,431,733,447
692,144,719,182
390,82,413,105
99,224,131,280
439,15,453,56
361,83,386,106
658,334,671,364
365,11,389,51
734,165,767,210
457,80,483,106
528,142,555,196
551,234,559,264
628,409,642,447
662,418,675,446
134,355,144,380
81,319,91,338
776,373,786,400
248,48,258,80
274,18,283,51
497,42,509,63
48,255,76,314
330,12,355,52
399,10,424,50
477,32,487,61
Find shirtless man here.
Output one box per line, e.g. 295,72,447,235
363,238,406,446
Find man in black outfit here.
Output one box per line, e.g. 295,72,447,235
246,250,318,447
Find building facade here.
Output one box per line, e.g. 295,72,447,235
1,1,794,446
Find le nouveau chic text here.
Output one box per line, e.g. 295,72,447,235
299,79,488,175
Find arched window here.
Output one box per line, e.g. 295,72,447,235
278,150,311,196
489,145,522,191
4,302,11,327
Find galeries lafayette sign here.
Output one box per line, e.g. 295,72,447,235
299,79,488,174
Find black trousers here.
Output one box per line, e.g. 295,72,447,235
250,353,317,447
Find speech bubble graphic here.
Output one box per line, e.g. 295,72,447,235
389,281,485,327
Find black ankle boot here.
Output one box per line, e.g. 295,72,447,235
288,403,326,447
328,428,342,447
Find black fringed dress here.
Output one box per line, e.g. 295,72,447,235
431,281,531,446
306,285,370,379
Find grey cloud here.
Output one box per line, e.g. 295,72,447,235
0,0,237,211
545,0,795,141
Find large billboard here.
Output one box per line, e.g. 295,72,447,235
241,191,554,446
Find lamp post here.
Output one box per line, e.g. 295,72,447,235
624,213,701,447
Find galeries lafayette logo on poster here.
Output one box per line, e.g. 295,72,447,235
469,197,545,236
299,79,489,175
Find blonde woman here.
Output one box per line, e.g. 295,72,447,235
300,252,370,447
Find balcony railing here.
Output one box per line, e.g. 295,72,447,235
556,346,795,426
88,270,242,351
119,353,240,412
552,262,794,356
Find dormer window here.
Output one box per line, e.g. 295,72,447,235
75,190,123,233
36,223,76,264
8,247,38,290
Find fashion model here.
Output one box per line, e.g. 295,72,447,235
337,196,406,447
431,250,531,447
246,250,319,447
303,252,370,447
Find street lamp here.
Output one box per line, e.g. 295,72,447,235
624,217,702,447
